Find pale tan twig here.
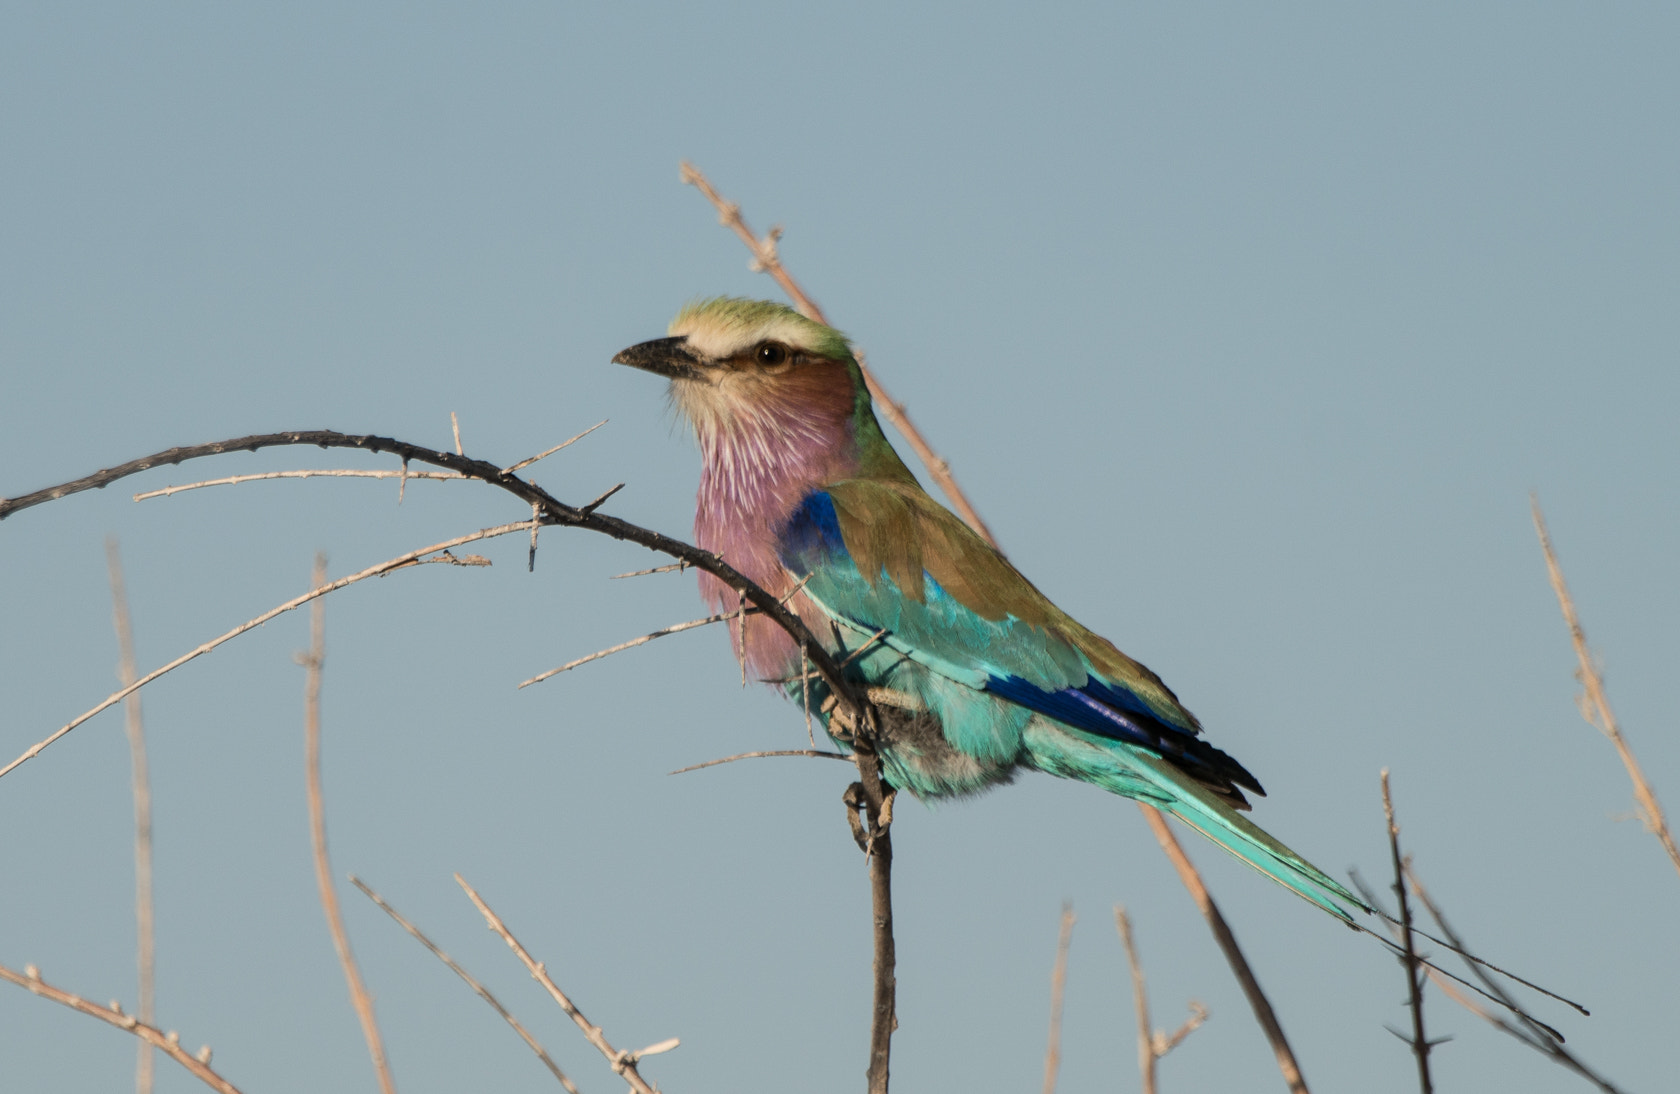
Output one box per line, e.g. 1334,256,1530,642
519,609,752,688
679,161,997,546
580,482,625,514
106,541,157,1094
503,420,609,474
0,520,532,781
134,468,469,501
1041,903,1076,1094
300,555,397,1094
610,562,689,579
455,875,672,1094
1406,865,1624,1093
451,412,462,455
1382,771,1434,1094
0,961,239,1094
1115,906,1209,1094
349,877,582,1093
669,749,851,776
1139,804,1310,1093
1532,497,1680,878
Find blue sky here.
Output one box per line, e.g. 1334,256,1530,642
3,5,1677,1092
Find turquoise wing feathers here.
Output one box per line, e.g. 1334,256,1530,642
777,481,1364,921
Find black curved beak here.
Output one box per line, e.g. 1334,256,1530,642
612,336,704,380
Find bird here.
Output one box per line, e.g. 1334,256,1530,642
614,296,1363,922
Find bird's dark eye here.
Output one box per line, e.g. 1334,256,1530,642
756,342,788,366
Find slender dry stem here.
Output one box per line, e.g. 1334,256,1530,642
134,468,469,501
1041,903,1075,1094
349,877,581,1093
679,161,997,546
106,540,156,1094
1139,804,1309,1093
1115,906,1209,1094
0,962,239,1094
456,875,670,1094
1,520,533,780
301,555,397,1094
668,749,850,775
1532,497,1680,878
1381,771,1433,1094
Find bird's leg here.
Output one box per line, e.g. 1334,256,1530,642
843,782,871,853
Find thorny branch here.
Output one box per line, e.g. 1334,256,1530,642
457,874,677,1094
350,877,582,1093
1381,772,1434,1094
0,962,241,1094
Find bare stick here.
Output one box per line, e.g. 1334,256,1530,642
451,412,462,455
1381,771,1433,1093
679,161,997,547
1406,866,1625,1093
520,609,753,688
855,751,896,1094
349,877,582,1093
0,962,240,1094
134,468,468,501
301,556,397,1094
456,875,671,1094
610,562,689,579
669,749,850,775
1116,906,1209,1094
1532,497,1680,878
106,541,157,1094
1041,903,1075,1094
2,519,533,781
503,419,609,474
1139,804,1310,1093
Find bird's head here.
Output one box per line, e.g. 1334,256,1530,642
613,297,865,438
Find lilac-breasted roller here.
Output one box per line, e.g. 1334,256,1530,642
615,297,1362,921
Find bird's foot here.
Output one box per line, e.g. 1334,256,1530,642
842,782,897,856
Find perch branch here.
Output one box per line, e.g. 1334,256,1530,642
0,962,240,1094
349,877,581,1093
1532,497,1680,878
456,875,671,1094
301,556,397,1094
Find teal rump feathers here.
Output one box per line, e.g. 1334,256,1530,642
614,297,1365,923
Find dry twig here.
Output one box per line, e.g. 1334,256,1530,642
1115,906,1208,1094
1,518,534,781
1381,771,1434,1094
349,877,581,1093
1041,903,1075,1094
1139,804,1310,1093
300,555,397,1094
106,540,157,1094
1532,497,1680,878
456,875,674,1094
0,962,239,1094
1406,866,1624,1093
669,749,850,775
134,468,469,501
